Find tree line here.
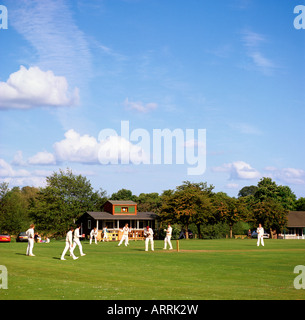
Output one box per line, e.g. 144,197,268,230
0,168,304,238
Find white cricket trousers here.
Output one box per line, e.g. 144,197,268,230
145,238,154,251
61,242,77,259
72,239,84,255
118,235,129,246
164,236,173,249
26,239,34,255
257,235,264,246
90,236,97,244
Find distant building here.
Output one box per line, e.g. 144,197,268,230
77,200,158,241
285,211,305,239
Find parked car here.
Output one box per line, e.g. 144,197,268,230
179,229,194,239
16,232,28,242
0,232,11,242
251,230,270,239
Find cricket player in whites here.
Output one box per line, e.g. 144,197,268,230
257,223,265,246
90,227,98,245
163,223,173,250
118,223,131,247
144,225,154,251
102,226,108,242
72,225,86,256
26,224,35,256
61,226,78,260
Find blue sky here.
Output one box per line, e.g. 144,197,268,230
0,0,304,198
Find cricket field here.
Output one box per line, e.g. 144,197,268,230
0,238,304,300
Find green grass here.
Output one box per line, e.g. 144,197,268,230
0,238,304,300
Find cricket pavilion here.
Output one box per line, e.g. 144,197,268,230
285,211,305,239
77,200,158,241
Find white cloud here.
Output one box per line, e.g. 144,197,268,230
123,98,158,113
213,161,305,185
229,161,261,180
53,129,146,165
0,66,79,110
98,136,147,165
0,159,30,178
10,0,92,88
0,157,94,188
0,160,97,189
264,167,305,185
242,31,266,48
12,150,56,166
0,159,16,177
53,129,99,164
212,161,261,180
241,30,276,74
1,175,47,188
9,130,147,169
248,52,274,69
95,41,127,62
11,151,27,166
1,176,47,189
28,151,56,165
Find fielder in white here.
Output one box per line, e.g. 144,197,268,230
26,224,35,256
90,227,98,245
61,227,78,260
257,224,265,246
102,226,108,242
163,223,173,250
144,226,154,251
118,223,131,247
72,225,86,256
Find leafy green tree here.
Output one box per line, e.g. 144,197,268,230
0,182,9,221
295,197,305,211
0,182,9,200
250,177,294,237
200,222,230,239
170,188,196,239
238,185,258,198
159,181,214,239
254,177,296,210
29,168,98,236
254,177,278,201
110,188,137,202
0,186,38,234
252,199,288,237
90,188,108,211
212,193,249,238
28,190,65,235
158,189,176,225
137,192,161,213
159,189,179,226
